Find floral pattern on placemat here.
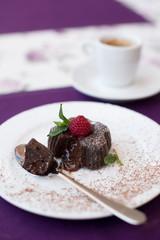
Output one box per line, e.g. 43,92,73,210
0,79,25,94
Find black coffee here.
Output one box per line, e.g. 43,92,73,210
101,38,134,47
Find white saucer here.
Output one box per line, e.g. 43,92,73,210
73,60,160,101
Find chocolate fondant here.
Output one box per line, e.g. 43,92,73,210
24,138,57,175
48,121,111,171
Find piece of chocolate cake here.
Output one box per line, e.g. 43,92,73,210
23,138,57,175
48,121,111,171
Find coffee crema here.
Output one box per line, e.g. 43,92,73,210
101,38,134,47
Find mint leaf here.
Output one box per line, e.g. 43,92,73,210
54,121,66,127
59,104,70,126
104,150,123,166
104,154,116,165
114,150,123,166
48,125,69,137
48,104,70,137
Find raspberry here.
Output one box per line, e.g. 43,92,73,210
69,115,91,136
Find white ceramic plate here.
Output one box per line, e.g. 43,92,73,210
0,101,160,220
73,60,160,101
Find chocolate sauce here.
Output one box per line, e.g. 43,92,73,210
61,141,82,171
48,128,82,171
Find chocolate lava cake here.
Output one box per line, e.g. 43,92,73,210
48,121,111,171
23,138,57,175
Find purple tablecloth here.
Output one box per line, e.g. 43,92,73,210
0,0,147,33
0,1,160,240
0,87,160,125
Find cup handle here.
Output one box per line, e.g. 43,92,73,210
82,41,94,56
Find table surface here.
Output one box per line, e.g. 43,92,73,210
0,1,160,240
0,0,147,33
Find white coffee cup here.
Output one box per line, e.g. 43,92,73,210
82,34,142,87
